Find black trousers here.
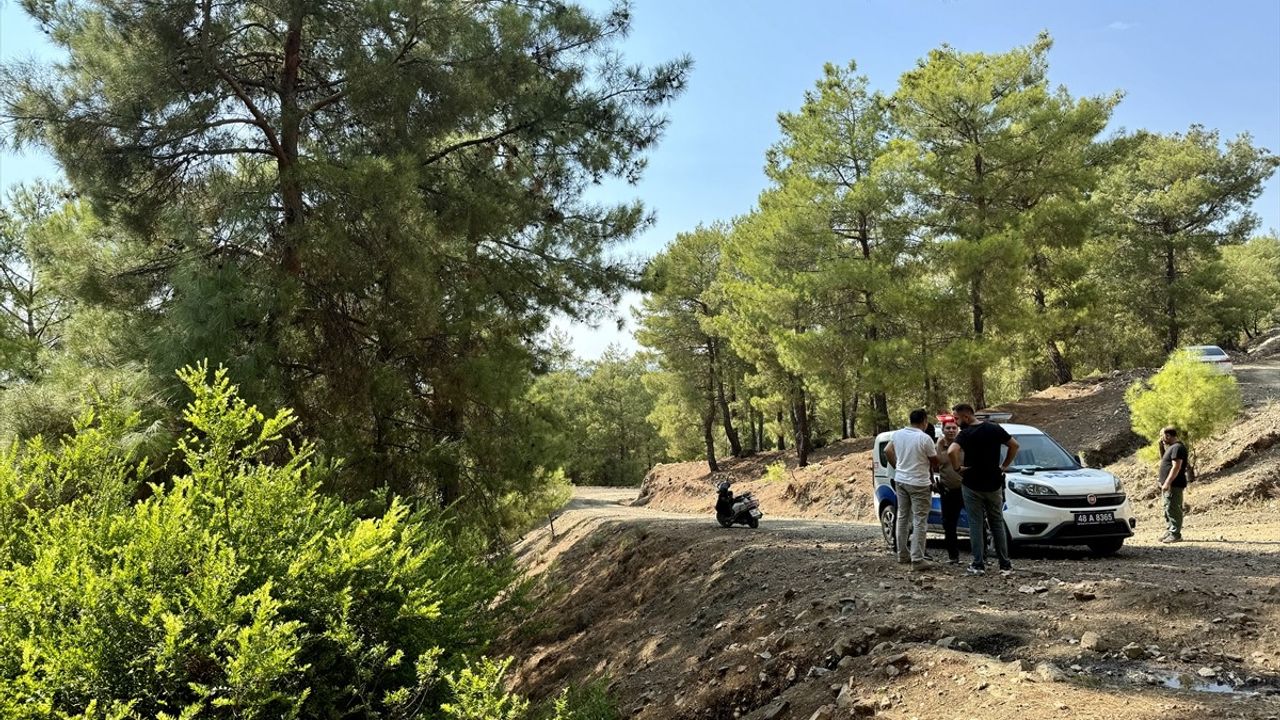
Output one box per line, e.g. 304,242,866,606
940,486,965,561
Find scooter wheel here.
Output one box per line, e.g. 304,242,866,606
718,518,733,528
747,517,759,529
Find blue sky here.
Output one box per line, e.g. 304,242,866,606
4,0,1279,357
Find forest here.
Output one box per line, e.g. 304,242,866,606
0,0,1276,715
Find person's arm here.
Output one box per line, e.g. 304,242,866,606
947,441,962,471
926,439,940,472
1000,437,1019,473
885,442,897,468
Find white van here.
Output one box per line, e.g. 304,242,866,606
871,421,1135,555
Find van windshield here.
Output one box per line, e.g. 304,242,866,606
1000,434,1078,471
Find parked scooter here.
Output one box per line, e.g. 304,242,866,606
715,480,762,529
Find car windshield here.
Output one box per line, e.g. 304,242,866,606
999,434,1078,471
1190,346,1227,357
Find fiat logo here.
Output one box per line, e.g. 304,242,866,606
1087,494,1097,505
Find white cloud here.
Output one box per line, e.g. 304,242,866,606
1107,20,1135,31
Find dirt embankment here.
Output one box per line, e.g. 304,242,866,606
502,489,1280,720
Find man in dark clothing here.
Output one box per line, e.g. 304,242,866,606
947,403,1019,576
1158,426,1189,543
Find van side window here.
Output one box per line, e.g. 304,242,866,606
877,442,889,467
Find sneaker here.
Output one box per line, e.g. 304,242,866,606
999,562,1015,573
967,564,986,576
1159,534,1181,544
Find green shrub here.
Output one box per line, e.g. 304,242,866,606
762,461,790,483
1125,351,1243,464
0,363,513,718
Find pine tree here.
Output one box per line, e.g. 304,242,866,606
3,0,689,517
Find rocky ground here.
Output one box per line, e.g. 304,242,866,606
498,359,1280,720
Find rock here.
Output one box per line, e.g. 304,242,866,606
936,636,958,649
1198,667,1217,678
1122,642,1146,659
807,666,832,679
1036,662,1068,683
838,656,855,669
1072,591,1097,601
828,638,850,659
1080,631,1103,652
883,652,911,668
1007,659,1034,673
761,700,789,720
807,707,834,720
885,664,900,677
1019,584,1048,594
785,666,797,684
851,699,877,716
871,641,892,655
835,685,857,708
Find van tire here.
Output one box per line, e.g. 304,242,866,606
879,503,897,550
1086,538,1124,556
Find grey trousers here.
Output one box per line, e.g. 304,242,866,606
895,482,932,562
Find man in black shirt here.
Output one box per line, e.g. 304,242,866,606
1157,426,1189,543
947,403,1020,575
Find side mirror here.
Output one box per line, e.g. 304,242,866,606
1073,453,1085,468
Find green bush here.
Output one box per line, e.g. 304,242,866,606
1125,350,1242,464
0,364,515,718
762,461,790,483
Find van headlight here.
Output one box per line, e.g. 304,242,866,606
1113,477,1123,493
1007,479,1058,497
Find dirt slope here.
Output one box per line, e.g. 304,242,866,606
501,488,1280,720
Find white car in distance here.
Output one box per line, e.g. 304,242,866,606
1183,344,1234,374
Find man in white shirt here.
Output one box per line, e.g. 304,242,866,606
885,409,940,566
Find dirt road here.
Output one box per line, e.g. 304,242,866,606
507,484,1280,720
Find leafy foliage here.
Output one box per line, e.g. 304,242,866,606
1125,351,1243,463
0,364,515,718
529,347,667,486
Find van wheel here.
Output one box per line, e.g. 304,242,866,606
1087,538,1124,556
879,504,897,550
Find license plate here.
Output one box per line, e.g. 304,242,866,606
1074,511,1115,525
749,509,763,519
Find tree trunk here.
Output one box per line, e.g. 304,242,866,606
1032,285,1073,384
792,385,811,467
1164,241,1179,353
715,371,743,456
840,400,849,440
775,411,786,451
970,276,987,409
872,392,890,434
278,12,305,277
702,408,718,473
849,392,860,438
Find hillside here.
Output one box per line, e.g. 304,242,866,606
497,359,1280,720
634,360,1279,525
